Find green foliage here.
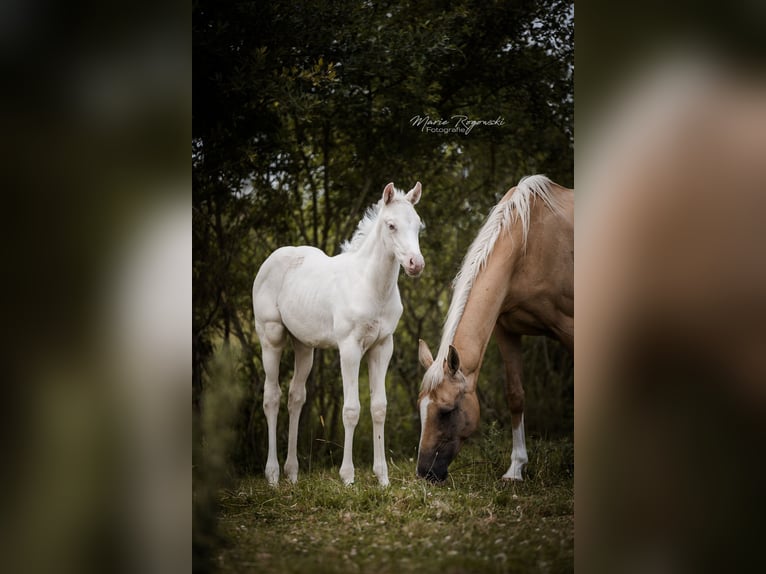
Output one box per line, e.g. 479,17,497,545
193,0,574,474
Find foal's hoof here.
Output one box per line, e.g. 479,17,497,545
284,462,299,484
339,467,355,486
373,464,389,487
265,464,280,486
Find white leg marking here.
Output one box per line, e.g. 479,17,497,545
502,413,528,481
417,395,431,460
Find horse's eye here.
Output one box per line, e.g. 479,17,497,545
387,223,396,232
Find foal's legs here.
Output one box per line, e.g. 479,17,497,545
338,340,362,485
367,336,393,487
495,327,528,481
284,340,314,483
257,320,287,486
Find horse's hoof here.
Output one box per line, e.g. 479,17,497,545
501,474,524,482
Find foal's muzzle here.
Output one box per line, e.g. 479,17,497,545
404,254,425,277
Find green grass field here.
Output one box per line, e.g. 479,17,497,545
212,435,573,573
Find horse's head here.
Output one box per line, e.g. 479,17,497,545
380,182,425,277
416,339,480,482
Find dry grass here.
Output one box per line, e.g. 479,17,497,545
212,435,573,573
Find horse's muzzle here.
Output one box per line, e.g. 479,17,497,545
416,456,448,483
418,468,447,484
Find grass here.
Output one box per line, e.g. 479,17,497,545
212,434,573,573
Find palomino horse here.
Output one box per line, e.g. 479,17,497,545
417,175,573,482
253,182,425,486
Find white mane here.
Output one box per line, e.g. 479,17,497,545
421,175,568,391
340,189,409,253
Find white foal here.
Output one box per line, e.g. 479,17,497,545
253,182,425,486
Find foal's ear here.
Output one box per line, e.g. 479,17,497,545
405,181,422,205
418,339,434,369
446,345,461,377
382,182,396,205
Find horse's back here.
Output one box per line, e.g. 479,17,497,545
498,181,574,346
253,245,327,322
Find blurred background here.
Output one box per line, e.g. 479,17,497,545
0,0,189,573
576,1,766,573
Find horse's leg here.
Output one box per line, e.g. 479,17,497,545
367,335,393,487
338,340,362,485
495,327,528,481
258,321,287,486
284,340,314,483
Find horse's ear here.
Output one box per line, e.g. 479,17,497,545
418,339,434,369
406,181,422,205
447,345,461,377
382,182,395,205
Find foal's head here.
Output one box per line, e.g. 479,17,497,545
379,182,425,277
416,340,480,482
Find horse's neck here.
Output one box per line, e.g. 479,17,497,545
451,233,517,390
349,225,400,300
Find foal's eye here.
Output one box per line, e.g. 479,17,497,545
387,223,396,232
